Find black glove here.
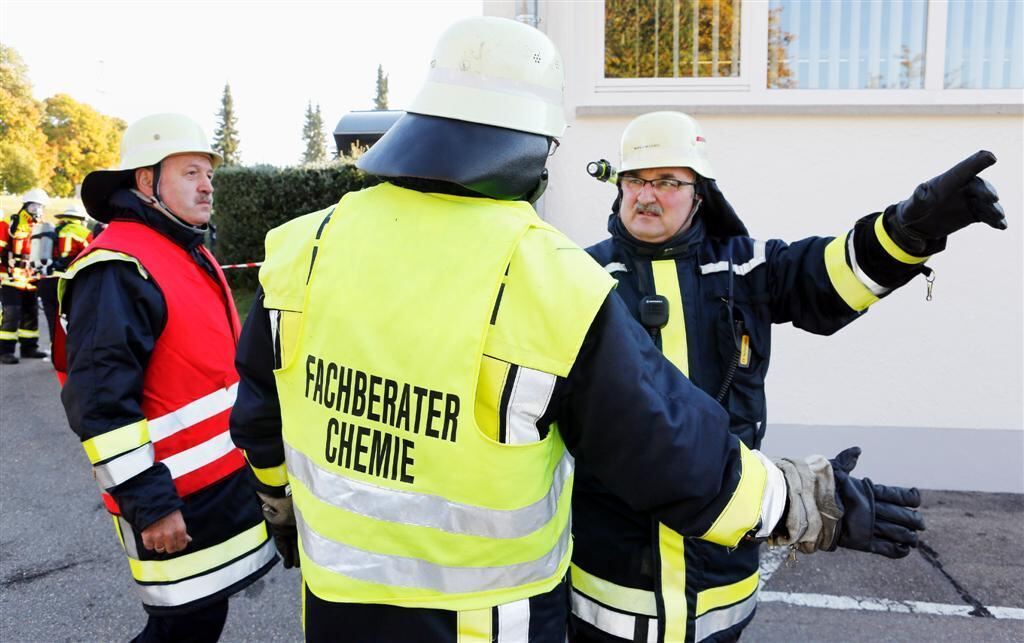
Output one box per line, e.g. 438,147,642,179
829,447,925,559
268,522,300,569
888,150,1006,254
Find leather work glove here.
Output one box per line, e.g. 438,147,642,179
770,447,925,559
888,150,1007,254
258,492,300,569
829,447,925,559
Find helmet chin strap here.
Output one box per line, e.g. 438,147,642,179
524,169,549,205
133,162,207,231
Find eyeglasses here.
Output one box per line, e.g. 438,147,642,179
620,176,695,194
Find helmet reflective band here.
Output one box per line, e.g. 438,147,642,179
118,113,222,170
619,111,715,180
408,17,566,137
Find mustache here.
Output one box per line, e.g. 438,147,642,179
634,203,662,216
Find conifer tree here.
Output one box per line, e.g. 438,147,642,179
213,83,241,165
373,64,389,110
301,101,328,164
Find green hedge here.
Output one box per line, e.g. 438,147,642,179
210,161,379,291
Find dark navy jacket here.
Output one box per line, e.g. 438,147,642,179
573,206,931,643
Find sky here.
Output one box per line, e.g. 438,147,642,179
1,0,484,166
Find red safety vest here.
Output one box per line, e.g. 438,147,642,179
61,221,245,514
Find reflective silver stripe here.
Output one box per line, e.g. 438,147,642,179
136,538,275,607
161,432,237,479
285,442,572,539
700,240,767,276
268,309,280,345
571,589,658,643
148,384,239,442
752,450,787,539
694,588,758,641
296,505,570,594
505,367,556,445
497,598,530,643
94,444,155,489
847,232,889,297
603,262,628,275
118,516,139,559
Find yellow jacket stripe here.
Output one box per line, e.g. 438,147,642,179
128,522,270,582
695,570,758,617
58,250,148,304
874,214,930,264
82,419,151,464
570,563,657,616
245,451,289,487
824,234,879,312
651,257,690,643
700,444,767,546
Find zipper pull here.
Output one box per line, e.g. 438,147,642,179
924,267,936,302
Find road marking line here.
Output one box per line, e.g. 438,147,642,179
758,591,1024,620
758,546,789,590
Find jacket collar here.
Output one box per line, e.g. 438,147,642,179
107,189,207,251
608,211,706,260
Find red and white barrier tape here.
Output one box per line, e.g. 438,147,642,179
219,261,263,270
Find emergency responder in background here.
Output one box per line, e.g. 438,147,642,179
229,18,924,642
0,188,50,364
573,111,1007,643
35,204,93,351
57,113,276,642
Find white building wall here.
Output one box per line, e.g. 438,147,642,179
486,2,1024,491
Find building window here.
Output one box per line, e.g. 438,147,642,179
767,0,928,89
604,0,742,78
945,0,1023,89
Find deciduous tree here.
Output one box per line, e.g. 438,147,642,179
0,45,50,191
42,94,125,196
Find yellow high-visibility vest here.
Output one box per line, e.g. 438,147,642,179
260,183,613,611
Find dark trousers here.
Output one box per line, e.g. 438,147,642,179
0,285,40,354
132,599,229,643
37,277,58,348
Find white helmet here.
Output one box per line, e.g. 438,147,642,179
116,113,222,171
409,16,566,137
82,113,220,221
620,111,715,180
358,17,564,201
21,188,50,207
58,204,87,220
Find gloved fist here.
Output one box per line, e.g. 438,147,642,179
830,447,925,559
889,150,1006,253
257,492,300,569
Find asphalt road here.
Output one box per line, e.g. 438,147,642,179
2,342,1022,642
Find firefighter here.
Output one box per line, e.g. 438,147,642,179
36,204,93,351
229,18,923,642
57,113,276,641
1,188,50,364
572,111,1006,642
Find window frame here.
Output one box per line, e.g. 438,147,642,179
570,0,1023,115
